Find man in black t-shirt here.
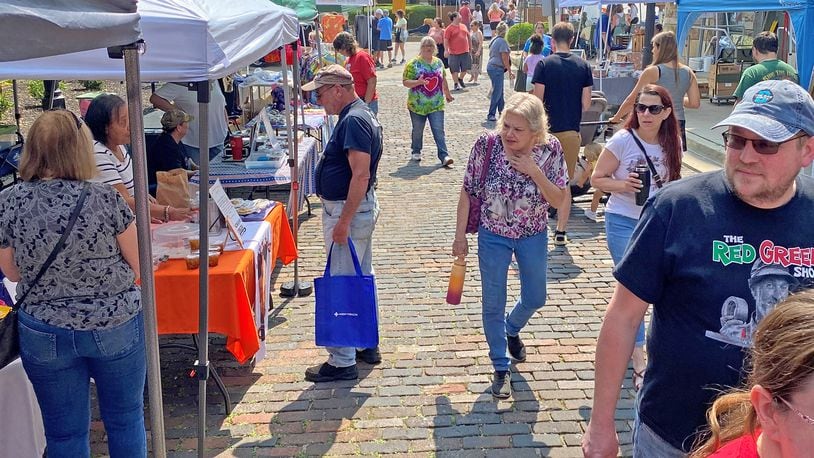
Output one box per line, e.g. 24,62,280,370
582,80,814,457
302,65,383,383
532,22,593,246
146,109,194,192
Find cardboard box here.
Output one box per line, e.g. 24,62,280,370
715,82,737,97
716,63,741,75
698,81,710,98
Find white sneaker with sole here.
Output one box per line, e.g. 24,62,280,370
442,157,454,168
411,153,421,161
584,208,598,221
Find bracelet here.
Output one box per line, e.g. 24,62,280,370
164,206,170,222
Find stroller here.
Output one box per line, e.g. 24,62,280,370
579,91,609,148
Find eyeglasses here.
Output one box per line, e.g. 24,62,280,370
634,103,666,115
48,108,83,130
777,396,814,426
315,85,335,101
722,132,807,155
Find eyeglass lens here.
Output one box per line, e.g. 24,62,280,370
635,103,664,115
722,132,783,155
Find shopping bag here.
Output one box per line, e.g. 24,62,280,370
156,168,191,208
513,59,527,92
314,239,379,348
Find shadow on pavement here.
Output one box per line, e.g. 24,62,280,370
389,161,446,180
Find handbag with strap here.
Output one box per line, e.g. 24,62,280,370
514,57,528,92
465,134,496,234
0,182,89,369
627,129,664,188
314,238,379,348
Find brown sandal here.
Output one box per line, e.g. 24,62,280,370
633,369,645,392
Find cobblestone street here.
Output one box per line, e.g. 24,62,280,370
135,42,696,458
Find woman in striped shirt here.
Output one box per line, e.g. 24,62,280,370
85,94,190,222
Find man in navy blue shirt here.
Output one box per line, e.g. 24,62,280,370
303,65,383,382
582,81,814,457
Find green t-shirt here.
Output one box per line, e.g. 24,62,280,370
403,56,447,115
734,59,799,99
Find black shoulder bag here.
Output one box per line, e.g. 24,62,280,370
628,129,664,188
0,182,89,369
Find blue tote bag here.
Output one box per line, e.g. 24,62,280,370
314,238,379,348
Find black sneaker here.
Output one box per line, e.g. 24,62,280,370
459,80,466,89
304,363,358,382
356,347,382,364
507,334,526,362
491,370,512,399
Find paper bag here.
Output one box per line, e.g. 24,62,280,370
156,168,191,208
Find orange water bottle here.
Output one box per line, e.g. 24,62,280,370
446,256,466,305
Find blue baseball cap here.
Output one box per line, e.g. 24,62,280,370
713,80,814,142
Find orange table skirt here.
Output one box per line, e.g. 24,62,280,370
154,204,297,363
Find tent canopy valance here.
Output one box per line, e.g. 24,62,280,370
0,0,299,82
676,0,814,89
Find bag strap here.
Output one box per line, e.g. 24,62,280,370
13,182,90,310
627,129,664,188
477,134,495,196
324,238,364,278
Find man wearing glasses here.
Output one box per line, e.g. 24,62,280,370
583,79,814,457
302,65,383,382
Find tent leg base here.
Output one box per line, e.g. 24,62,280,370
280,280,313,297
160,339,233,415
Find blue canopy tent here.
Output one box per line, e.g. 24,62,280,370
676,0,814,90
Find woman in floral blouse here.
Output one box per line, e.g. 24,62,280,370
403,36,455,167
452,92,567,399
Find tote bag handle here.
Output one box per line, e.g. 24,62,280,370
324,238,363,277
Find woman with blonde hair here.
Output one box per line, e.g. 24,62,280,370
0,110,146,456
487,3,504,33
692,290,814,457
610,31,701,150
453,93,568,399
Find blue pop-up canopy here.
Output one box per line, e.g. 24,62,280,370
676,0,814,89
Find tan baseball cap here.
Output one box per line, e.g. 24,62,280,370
160,109,193,130
301,64,354,91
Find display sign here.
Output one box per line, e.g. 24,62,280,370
209,179,247,248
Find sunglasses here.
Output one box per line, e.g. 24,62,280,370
777,396,814,426
634,103,666,115
48,108,83,130
722,131,807,155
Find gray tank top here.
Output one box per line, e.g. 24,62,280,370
656,64,691,121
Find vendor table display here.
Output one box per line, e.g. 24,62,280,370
154,203,297,363
593,76,637,107
190,137,318,214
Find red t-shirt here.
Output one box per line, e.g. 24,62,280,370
708,431,760,458
459,6,472,27
444,23,471,55
346,51,379,101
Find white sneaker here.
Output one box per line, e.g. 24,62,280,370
584,208,598,221
411,153,421,161
442,157,454,168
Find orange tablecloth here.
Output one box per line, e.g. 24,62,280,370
154,204,297,363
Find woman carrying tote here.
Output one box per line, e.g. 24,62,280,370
591,84,683,391
0,110,146,457
610,31,700,150
453,93,567,399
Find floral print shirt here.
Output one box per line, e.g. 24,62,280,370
463,132,568,239
403,56,447,115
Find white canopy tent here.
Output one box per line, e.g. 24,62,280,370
0,1,298,456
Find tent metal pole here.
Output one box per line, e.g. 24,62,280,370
122,45,167,458
290,44,301,293
642,3,656,67
194,81,212,458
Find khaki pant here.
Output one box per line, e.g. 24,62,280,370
552,130,581,179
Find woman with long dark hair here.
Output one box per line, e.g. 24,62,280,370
610,31,700,150
590,84,682,391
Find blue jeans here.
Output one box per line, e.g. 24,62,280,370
367,100,379,115
478,227,549,371
605,212,646,346
183,143,224,165
409,110,449,162
487,65,506,118
17,310,147,458
320,189,380,367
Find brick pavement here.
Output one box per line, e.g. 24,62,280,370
89,42,719,457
